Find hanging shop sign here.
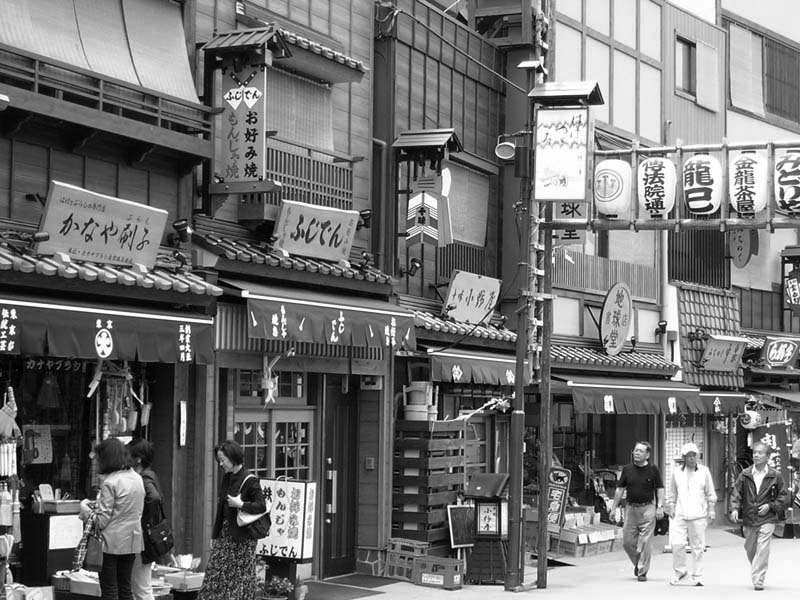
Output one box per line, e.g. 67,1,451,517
729,152,768,217
553,201,587,246
272,200,359,263
774,150,800,215
441,270,502,325
545,466,572,526
35,181,168,269
406,169,453,247
785,269,800,316
729,229,759,269
751,424,789,476
594,159,632,218
599,282,632,357
637,157,677,219
699,335,748,372
533,107,589,201
683,154,722,215
257,479,316,560
760,337,800,368
220,64,267,182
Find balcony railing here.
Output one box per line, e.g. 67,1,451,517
553,249,660,303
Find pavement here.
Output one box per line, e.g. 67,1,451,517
319,527,800,600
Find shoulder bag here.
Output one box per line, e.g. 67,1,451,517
145,501,175,557
236,474,271,539
79,514,103,572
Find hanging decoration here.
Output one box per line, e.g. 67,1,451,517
683,154,722,215
729,152,768,216
637,157,677,218
593,159,632,218
774,149,800,215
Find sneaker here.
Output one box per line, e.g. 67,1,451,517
634,566,639,576
670,574,690,586
754,584,764,591
637,575,647,582
695,581,704,587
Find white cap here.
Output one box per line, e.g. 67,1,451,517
681,442,700,456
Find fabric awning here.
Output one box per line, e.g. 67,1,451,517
746,386,800,407
555,374,701,414
222,279,415,350
428,348,518,385
698,392,748,415
0,296,213,363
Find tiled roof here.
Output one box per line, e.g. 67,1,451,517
676,282,743,389
412,310,517,342
0,242,222,297
196,232,393,285
279,29,367,73
550,345,679,375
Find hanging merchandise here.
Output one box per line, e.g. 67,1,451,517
0,482,12,527
594,159,632,218
637,156,677,218
774,149,800,215
729,152,768,216
37,372,62,409
683,153,722,215
0,387,21,440
141,403,152,428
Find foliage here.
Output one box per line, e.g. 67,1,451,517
262,575,294,597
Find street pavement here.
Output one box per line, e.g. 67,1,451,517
344,527,799,599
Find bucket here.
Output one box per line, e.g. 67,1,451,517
404,381,432,406
404,405,430,421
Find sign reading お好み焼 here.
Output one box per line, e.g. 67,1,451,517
272,200,359,263
442,270,501,325
221,66,266,182
35,181,168,269
599,282,632,356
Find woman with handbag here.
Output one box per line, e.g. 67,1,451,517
128,438,171,600
199,439,267,600
79,438,145,600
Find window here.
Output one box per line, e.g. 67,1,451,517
765,38,800,122
676,37,696,96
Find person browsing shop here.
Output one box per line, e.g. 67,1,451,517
609,441,665,582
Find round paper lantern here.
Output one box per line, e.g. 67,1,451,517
729,152,767,217
774,149,800,215
594,159,632,218
683,153,722,215
637,157,677,219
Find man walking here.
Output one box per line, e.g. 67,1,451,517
729,441,790,591
609,441,665,582
665,442,716,586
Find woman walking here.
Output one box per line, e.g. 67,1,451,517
198,439,266,600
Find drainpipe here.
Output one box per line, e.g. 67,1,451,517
372,138,391,274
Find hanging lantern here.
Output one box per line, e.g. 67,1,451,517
683,153,722,215
774,149,800,215
594,159,632,218
637,157,677,219
729,152,768,217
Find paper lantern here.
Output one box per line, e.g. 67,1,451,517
729,152,767,217
594,159,632,218
774,150,800,215
683,154,722,215
637,157,677,218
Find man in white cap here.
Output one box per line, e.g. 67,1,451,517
665,442,716,586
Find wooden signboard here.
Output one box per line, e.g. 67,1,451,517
447,505,475,548
272,200,359,263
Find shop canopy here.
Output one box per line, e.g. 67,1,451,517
0,296,213,363
746,386,800,407
222,279,416,350
428,348,518,386
555,374,702,414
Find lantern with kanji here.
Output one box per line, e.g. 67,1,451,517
729,152,768,217
774,149,800,215
594,159,632,218
683,153,722,215
637,157,676,218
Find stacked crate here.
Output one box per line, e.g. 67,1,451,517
385,537,430,581
392,420,466,544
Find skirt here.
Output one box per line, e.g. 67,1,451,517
198,521,258,600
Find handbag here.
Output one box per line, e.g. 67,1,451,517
145,501,174,557
235,474,271,539
83,518,104,572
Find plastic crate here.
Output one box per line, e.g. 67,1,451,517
385,551,415,581
411,556,463,590
387,537,429,556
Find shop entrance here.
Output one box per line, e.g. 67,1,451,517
321,374,358,578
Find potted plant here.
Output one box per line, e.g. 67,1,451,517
260,575,295,600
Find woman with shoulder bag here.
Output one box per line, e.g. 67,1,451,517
128,438,170,600
199,439,267,600
79,438,145,600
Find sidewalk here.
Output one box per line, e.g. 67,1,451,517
342,527,798,600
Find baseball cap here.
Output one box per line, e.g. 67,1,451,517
681,442,700,456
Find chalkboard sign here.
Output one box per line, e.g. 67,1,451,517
447,505,475,548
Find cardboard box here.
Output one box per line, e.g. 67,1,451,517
69,579,101,597
42,500,81,514
164,571,204,591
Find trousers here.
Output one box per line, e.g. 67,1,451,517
669,516,707,582
622,503,656,576
131,552,154,600
743,523,775,587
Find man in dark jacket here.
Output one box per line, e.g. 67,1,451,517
729,441,790,591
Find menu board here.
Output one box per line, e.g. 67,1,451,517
256,479,316,560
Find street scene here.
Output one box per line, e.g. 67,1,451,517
1,0,800,599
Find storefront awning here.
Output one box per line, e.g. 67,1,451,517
746,386,800,407
428,348,519,385
555,374,701,414
222,279,415,350
0,297,213,363
698,392,748,414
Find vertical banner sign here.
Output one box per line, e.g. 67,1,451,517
546,466,572,526
534,107,589,201
257,479,317,560
553,201,587,246
752,424,790,485
785,270,800,316
221,66,267,182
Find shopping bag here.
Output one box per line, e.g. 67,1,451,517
83,528,104,572
145,502,174,557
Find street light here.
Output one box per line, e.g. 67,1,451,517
506,79,604,591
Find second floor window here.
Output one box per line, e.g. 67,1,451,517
676,37,697,96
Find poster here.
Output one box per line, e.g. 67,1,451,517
256,479,316,560
23,424,52,464
533,107,590,201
